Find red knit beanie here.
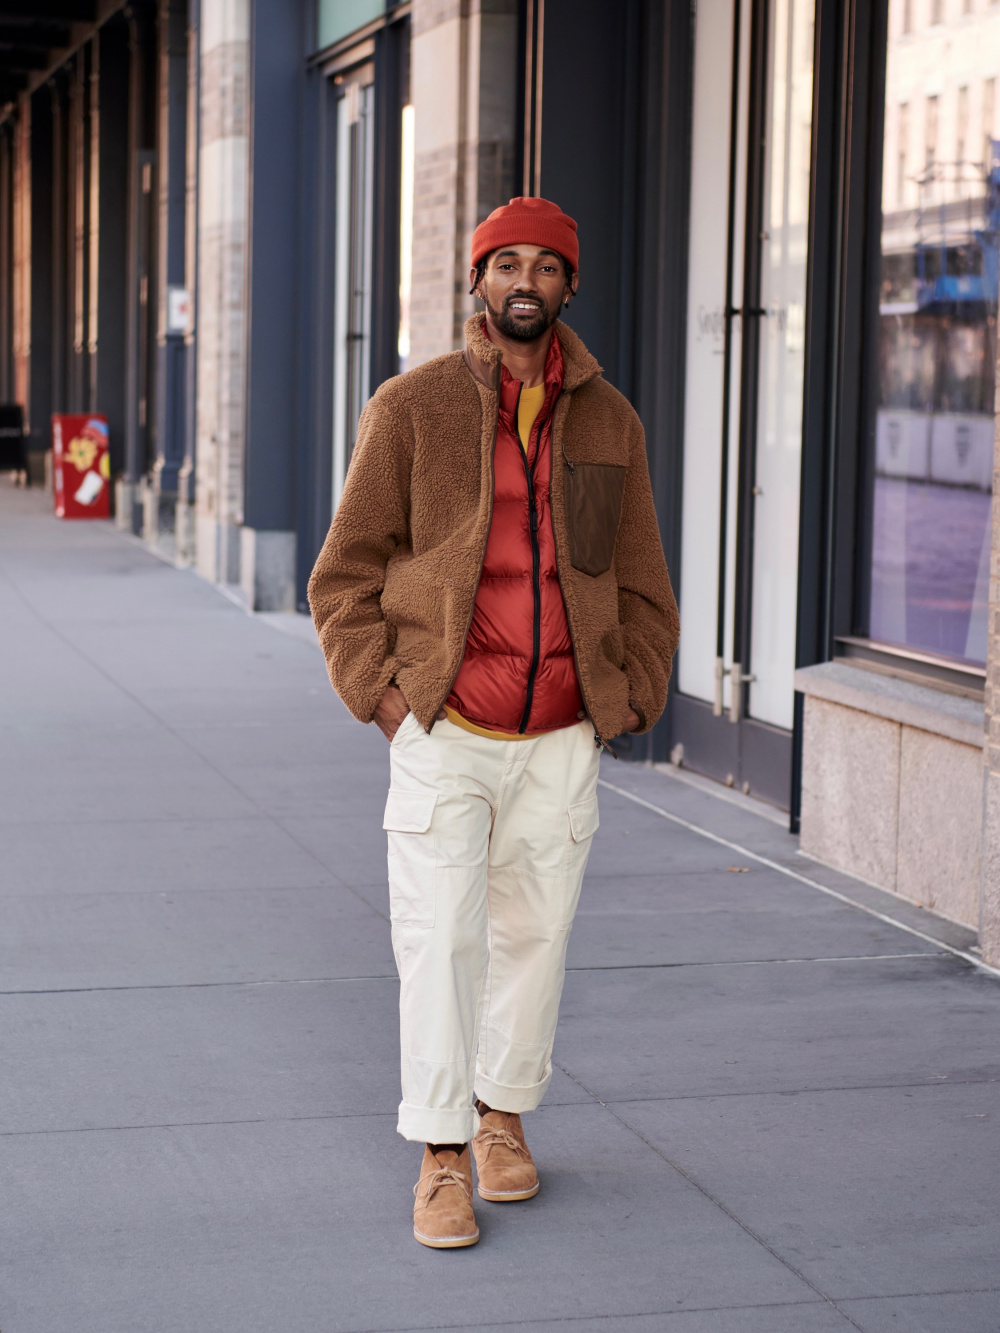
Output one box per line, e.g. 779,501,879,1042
471,196,579,271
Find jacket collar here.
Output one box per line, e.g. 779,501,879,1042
462,313,602,395
497,328,564,444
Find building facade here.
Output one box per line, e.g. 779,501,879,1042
2,0,999,958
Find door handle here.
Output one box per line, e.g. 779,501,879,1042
715,658,757,723
713,658,730,717
729,661,757,724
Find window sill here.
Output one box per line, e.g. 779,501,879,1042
835,636,985,702
794,661,984,749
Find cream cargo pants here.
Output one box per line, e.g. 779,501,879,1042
384,712,601,1144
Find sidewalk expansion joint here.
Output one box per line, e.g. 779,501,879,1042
349,1298,847,1333
0,952,952,996
599,778,1000,981
831,1285,1000,1304
356,1286,1000,1332
566,952,947,969
604,1076,999,1104
0,974,400,995
0,1109,400,1139
3,1076,994,1139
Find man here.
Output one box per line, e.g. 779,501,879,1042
309,196,679,1249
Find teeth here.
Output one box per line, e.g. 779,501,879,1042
511,302,539,310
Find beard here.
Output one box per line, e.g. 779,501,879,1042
485,291,559,342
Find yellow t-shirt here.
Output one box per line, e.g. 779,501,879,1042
517,383,546,452
446,381,551,740
442,706,550,740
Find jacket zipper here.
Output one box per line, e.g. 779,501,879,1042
516,383,543,735
550,392,618,759
430,375,500,728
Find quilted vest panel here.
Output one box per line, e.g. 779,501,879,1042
446,333,584,733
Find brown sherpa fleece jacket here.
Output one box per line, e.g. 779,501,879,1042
308,315,679,742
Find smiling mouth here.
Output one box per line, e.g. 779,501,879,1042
508,300,542,312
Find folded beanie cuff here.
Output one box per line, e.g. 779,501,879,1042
471,196,579,271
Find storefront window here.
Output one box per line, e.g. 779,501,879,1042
870,0,999,665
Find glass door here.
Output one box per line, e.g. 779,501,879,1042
331,64,375,511
673,0,815,807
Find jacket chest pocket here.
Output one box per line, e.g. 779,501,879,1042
566,463,627,577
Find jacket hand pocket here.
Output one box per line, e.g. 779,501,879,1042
566,463,627,577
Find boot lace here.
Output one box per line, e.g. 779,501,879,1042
476,1126,530,1160
414,1166,470,1202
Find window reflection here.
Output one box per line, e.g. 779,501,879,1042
871,0,999,665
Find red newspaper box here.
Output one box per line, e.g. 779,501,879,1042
52,414,110,519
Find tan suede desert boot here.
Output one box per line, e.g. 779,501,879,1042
472,1107,540,1202
412,1145,479,1248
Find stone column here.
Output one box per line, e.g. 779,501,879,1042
193,0,249,585
408,0,518,368
980,309,1000,966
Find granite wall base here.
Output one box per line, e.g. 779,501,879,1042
800,695,982,929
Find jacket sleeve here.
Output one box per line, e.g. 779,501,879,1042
307,385,413,723
615,413,680,734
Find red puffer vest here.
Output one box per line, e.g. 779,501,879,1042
446,331,585,734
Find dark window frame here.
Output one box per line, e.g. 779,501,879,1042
791,0,890,826
796,0,889,677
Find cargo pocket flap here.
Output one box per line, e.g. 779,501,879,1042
383,791,437,833
569,796,600,842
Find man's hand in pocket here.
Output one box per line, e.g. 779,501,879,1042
373,685,411,743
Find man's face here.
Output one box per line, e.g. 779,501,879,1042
473,245,576,342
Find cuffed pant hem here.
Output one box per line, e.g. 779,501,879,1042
396,1102,479,1145
473,1068,551,1115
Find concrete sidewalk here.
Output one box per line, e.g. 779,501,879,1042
1,482,998,1333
